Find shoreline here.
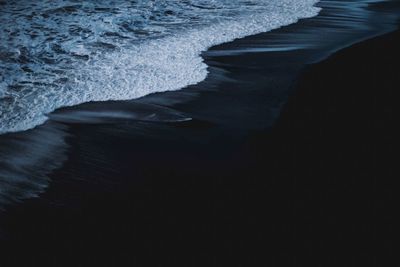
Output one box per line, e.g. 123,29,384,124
1,0,397,137
3,27,397,265
0,1,322,136
1,1,399,265
244,26,399,266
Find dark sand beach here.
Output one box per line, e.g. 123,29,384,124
0,1,399,266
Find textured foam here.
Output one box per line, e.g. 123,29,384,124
0,0,320,134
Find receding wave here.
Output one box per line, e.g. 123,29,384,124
0,122,69,210
0,0,320,134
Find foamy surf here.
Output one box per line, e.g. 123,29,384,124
0,0,320,134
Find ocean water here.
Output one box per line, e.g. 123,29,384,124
0,0,320,134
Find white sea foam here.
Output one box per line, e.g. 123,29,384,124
0,0,320,134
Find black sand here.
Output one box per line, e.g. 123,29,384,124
0,2,399,266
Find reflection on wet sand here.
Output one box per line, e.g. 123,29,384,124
0,122,69,210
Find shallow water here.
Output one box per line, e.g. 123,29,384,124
0,0,320,134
